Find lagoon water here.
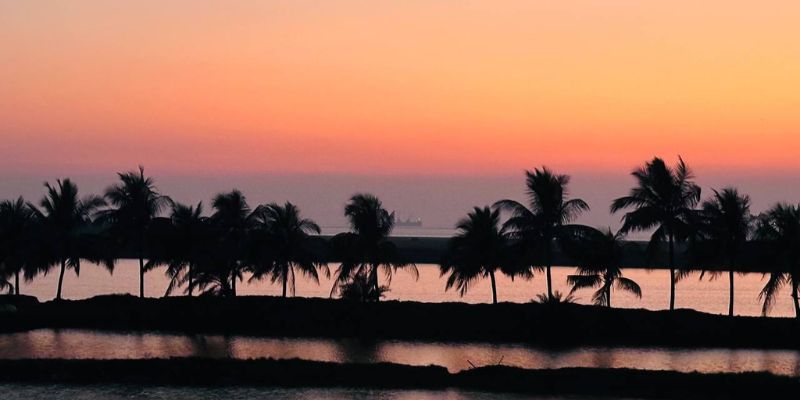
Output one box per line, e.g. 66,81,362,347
14,260,797,318
1,329,800,377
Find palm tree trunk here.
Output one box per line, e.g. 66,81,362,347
607,285,612,308
370,264,379,302
668,234,676,311
138,255,145,298
56,259,66,300
14,271,20,296
231,271,237,297
489,270,498,304
188,263,193,297
793,280,800,319
282,264,289,298
545,243,554,301
728,268,735,317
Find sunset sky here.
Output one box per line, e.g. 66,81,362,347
2,1,800,228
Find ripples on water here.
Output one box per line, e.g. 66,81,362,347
2,330,800,377
16,262,798,318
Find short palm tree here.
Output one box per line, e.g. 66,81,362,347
565,227,642,307
32,179,107,300
697,188,752,316
330,194,416,301
494,167,590,302
440,206,508,304
210,190,257,296
250,202,325,297
99,167,171,298
755,204,800,318
161,202,208,296
0,197,40,295
611,157,700,311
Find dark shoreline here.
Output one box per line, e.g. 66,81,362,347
0,358,796,399
2,294,799,350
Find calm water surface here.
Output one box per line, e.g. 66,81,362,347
16,261,797,317
2,329,799,376
0,385,613,400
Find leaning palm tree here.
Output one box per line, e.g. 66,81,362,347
611,157,701,311
755,204,800,318
564,227,641,308
32,179,108,300
210,190,257,296
98,167,171,298
0,197,40,295
330,194,417,301
250,202,326,298
697,188,752,316
494,167,590,302
440,206,509,304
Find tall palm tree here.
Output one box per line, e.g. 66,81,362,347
494,167,590,302
250,202,325,298
440,206,509,304
32,179,107,300
330,194,417,301
697,188,752,317
99,167,171,298
210,190,257,297
755,204,800,318
564,227,641,308
160,202,208,296
0,197,40,295
611,157,701,311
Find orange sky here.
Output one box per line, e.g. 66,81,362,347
2,1,800,176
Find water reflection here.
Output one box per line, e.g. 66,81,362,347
2,329,799,376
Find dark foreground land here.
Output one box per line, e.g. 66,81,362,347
0,358,797,399
2,294,799,349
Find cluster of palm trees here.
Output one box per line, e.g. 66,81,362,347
440,157,799,318
1,158,800,317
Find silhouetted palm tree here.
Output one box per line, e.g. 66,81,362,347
331,194,417,301
162,202,208,296
611,157,700,311
32,179,107,300
210,190,256,296
697,188,752,316
0,197,40,295
98,167,171,298
494,167,590,302
440,206,508,304
250,202,326,297
755,204,800,318
565,227,641,307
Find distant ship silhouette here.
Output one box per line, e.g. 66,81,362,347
393,214,423,227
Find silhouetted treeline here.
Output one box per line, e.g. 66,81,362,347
2,158,800,317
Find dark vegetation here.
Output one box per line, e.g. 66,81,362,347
2,157,800,317
2,294,800,349
0,357,796,399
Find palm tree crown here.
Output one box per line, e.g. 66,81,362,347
440,206,509,304
99,167,171,298
494,167,590,301
697,188,752,316
205,190,257,297
0,197,40,294
611,157,700,310
564,227,641,307
755,203,800,317
33,179,107,300
250,202,325,297
331,193,416,301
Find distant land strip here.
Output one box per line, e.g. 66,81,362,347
0,358,796,399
